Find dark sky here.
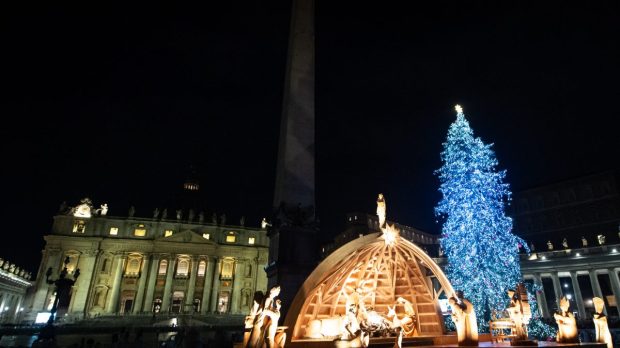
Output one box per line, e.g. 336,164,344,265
2,1,619,273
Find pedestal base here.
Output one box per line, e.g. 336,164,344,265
511,340,538,346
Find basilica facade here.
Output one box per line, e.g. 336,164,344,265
25,199,269,323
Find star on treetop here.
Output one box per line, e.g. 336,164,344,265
455,104,463,114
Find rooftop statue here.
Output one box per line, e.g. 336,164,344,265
73,198,93,218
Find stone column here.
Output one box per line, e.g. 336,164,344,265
533,273,550,318
231,259,244,314
133,255,150,314
569,271,586,319
142,254,160,312
210,258,222,312
162,256,176,312
70,250,97,315
201,257,215,314
589,269,606,315
185,257,199,312
107,254,126,314
550,272,563,308
607,268,620,316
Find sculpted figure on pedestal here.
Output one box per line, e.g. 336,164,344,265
448,292,478,346
592,297,612,348
554,296,578,343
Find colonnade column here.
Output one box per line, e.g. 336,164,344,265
162,256,176,312
569,271,586,318
231,259,244,314
550,272,563,308
607,268,620,316
133,255,150,314
588,269,606,315
533,273,550,318
185,257,199,312
142,254,160,312
107,253,126,314
210,258,222,312
201,257,215,314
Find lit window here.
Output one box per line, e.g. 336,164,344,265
226,235,236,243
72,220,86,233
134,224,146,237
158,260,168,275
220,259,234,280
202,233,210,240
109,227,118,235
198,261,206,277
125,258,141,276
164,230,174,237
248,237,255,245
176,259,189,277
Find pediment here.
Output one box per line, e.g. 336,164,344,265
156,229,214,244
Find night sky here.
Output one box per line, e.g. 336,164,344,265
3,2,619,273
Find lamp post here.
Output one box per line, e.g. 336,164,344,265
37,256,80,342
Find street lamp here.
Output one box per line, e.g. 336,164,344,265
36,256,80,342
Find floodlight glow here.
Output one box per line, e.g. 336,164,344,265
35,312,52,324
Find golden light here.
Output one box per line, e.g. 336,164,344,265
381,223,399,246
455,104,463,114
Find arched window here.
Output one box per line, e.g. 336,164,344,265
220,259,234,280
198,260,206,277
126,258,141,276
158,260,168,275
176,259,189,277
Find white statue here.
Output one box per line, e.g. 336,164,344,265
376,193,386,229
128,205,135,218
448,293,478,346
547,241,553,251
240,216,245,226
562,238,568,249
581,236,588,247
593,297,613,348
176,209,182,220
198,211,205,224
343,287,364,339
100,203,108,216
554,296,578,343
246,285,285,348
153,208,160,219
598,234,606,245
395,297,417,337
506,287,531,342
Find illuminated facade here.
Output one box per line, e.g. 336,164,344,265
0,259,32,323
24,199,268,323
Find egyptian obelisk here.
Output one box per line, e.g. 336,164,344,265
267,0,317,317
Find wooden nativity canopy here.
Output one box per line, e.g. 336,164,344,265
285,232,455,340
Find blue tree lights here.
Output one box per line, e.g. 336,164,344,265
435,105,527,329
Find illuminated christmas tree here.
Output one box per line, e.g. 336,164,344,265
435,105,527,329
